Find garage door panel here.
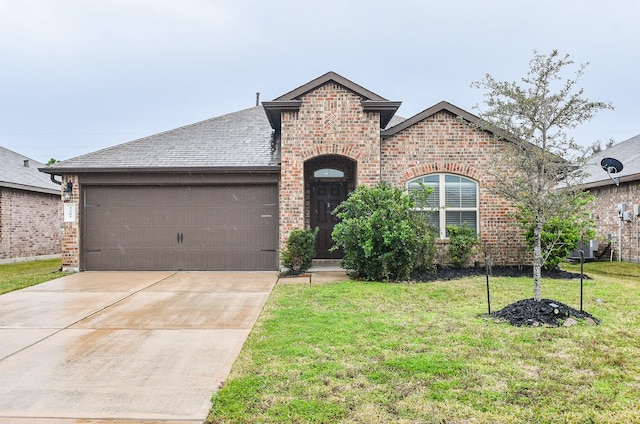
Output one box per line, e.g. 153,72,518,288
182,227,276,249
85,186,154,206
83,185,278,271
89,226,280,250
86,208,176,227
176,186,273,205
85,229,177,249
85,249,177,271
177,204,276,227
178,208,272,227
177,249,276,271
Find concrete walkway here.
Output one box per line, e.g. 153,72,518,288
0,271,278,424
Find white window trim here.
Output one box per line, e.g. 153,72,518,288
409,174,479,239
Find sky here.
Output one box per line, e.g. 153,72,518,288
1,0,638,164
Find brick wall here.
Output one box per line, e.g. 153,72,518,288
0,187,61,261
278,86,528,266
279,82,382,248
381,110,529,266
60,175,80,271
588,180,640,263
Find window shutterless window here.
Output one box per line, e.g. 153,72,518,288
408,174,479,238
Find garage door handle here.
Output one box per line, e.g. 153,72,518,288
177,232,184,244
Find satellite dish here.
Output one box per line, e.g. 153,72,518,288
601,157,623,173
601,157,623,186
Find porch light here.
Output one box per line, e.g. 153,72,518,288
63,181,73,201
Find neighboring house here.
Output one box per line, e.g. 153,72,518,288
0,147,61,263
580,134,640,263
42,71,527,272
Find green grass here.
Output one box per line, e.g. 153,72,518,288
207,263,640,423
0,258,65,294
563,259,640,279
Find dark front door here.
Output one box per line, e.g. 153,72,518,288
310,182,348,259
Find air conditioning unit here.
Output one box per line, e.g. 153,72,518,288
569,239,598,260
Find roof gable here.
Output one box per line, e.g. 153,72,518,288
273,71,389,102
381,101,482,137
263,71,401,130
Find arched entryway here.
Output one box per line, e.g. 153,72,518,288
304,155,356,259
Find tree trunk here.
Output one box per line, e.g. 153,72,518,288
533,221,543,301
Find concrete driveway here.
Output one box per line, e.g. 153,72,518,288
0,271,278,423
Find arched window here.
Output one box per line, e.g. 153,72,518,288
313,168,344,178
408,174,479,238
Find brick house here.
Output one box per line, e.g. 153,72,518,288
0,147,61,263
580,134,640,263
42,72,525,272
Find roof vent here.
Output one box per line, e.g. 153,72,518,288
23,159,29,167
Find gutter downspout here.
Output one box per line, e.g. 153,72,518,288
636,216,640,264
619,215,622,262
50,174,62,185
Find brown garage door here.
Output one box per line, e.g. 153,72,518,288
82,185,278,271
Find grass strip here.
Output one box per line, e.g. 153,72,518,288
0,258,65,294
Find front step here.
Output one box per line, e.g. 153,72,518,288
312,259,342,268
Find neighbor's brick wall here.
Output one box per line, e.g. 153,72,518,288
381,110,529,266
279,82,382,249
588,180,640,263
0,187,61,260
60,175,80,271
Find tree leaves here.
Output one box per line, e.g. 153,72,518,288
472,50,609,300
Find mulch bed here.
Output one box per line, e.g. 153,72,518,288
491,298,600,327
411,265,585,282
412,265,600,327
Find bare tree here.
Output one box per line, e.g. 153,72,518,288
472,50,613,301
590,138,616,156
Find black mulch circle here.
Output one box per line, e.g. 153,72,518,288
491,298,600,327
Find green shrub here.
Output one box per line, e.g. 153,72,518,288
331,182,436,281
446,224,479,268
524,216,594,270
412,212,438,274
281,228,319,274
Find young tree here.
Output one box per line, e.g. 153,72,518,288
472,50,612,301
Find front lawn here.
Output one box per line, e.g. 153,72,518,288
0,258,64,294
207,263,640,423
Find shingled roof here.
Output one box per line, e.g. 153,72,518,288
41,72,412,176
581,134,640,188
42,106,279,174
0,147,59,194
